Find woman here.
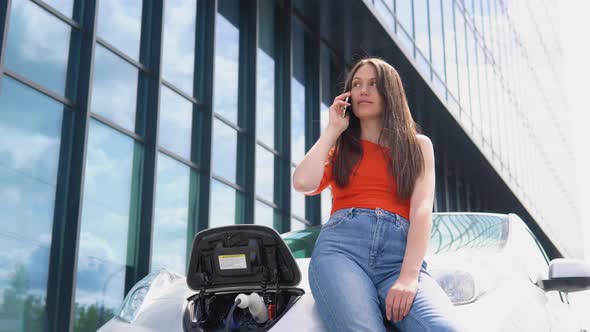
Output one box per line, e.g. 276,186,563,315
292,58,464,331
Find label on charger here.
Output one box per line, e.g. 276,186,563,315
218,254,247,270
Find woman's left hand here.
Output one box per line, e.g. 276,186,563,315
385,276,419,323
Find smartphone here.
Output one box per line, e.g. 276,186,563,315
343,96,350,118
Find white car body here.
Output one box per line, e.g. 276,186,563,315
99,213,590,332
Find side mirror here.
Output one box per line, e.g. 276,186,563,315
537,258,590,293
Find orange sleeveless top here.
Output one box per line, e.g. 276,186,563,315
306,139,411,221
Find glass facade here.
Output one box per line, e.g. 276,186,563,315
370,0,577,258
0,0,578,330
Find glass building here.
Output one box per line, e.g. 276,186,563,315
0,0,579,330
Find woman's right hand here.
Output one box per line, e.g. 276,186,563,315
326,92,351,136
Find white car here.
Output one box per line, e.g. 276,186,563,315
98,213,590,331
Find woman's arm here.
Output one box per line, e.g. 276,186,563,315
292,92,351,193
385,134,436,323
292,127,340,193
401,134,435,280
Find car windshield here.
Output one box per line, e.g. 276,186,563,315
281,213,509,258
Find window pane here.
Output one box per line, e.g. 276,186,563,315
256,145,274,203
0,77,63,331
96,0,142,60
320,43,334,132
210,180,236,228
463,0,473,16
91,45,138,132
319,44,335,224
414,0,430,62
212,120,237,183
74,120,137,328
291,166,305,219
214,0,240,124
257,0,276,148
430,0,445,80
159,85,193,160
5,0,70,95
375,0,395,31
321,188,332,223
162,0,197,94
455,5,470,123
255,200,274,229
473,0,483,36
151,153,190,275
481,51,492,147
291,18,306,164
396,0,413,37
44,0,74,18
467,27,481,132
443,0,459,99
290,218,306,232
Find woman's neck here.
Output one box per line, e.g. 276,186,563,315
359,118,382,144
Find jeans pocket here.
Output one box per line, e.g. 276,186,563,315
396,217,410,236
321,214,350,231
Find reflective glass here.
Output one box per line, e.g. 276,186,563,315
214,0,240,124
256,145,274,203
255,201,274,229
480,52,492,148
320,98,332,222
0,77,62,331
257,0,276,148
210,180,236,228
414,0,430,63
162,0,197,94
151,153,190,275
211,119,237,183
91,45,138,132
291,18,306,164
44,0,74,17
489,70,500,152
290,218,306,232
443,1,459,99
5,0,70,95
396,0,413,37
454,5,470,123
74,119,137,329
159,85,193,160
96,0,142,60
482,0,491,49
320,43,333,132
282,228,319,259
319,44,337,222
321,187,332,223
467,28,481,132
430,0,445,81
375,0,394,31
291,166,305,219
382,0,394,12
473,0,483,36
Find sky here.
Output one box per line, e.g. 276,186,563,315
557,0,590,263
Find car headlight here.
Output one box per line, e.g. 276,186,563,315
429,269,478,305
118,269,180,322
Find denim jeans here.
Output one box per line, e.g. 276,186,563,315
309,207,465,332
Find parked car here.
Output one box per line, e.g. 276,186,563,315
98,212,590,331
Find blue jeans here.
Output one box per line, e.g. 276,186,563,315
309,207,465,332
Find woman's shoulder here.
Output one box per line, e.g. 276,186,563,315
415,134,433,148
415,134,431,143
415,134,434,159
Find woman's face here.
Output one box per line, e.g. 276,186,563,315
350,64,384,120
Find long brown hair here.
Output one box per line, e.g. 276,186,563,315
332,57,424,201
